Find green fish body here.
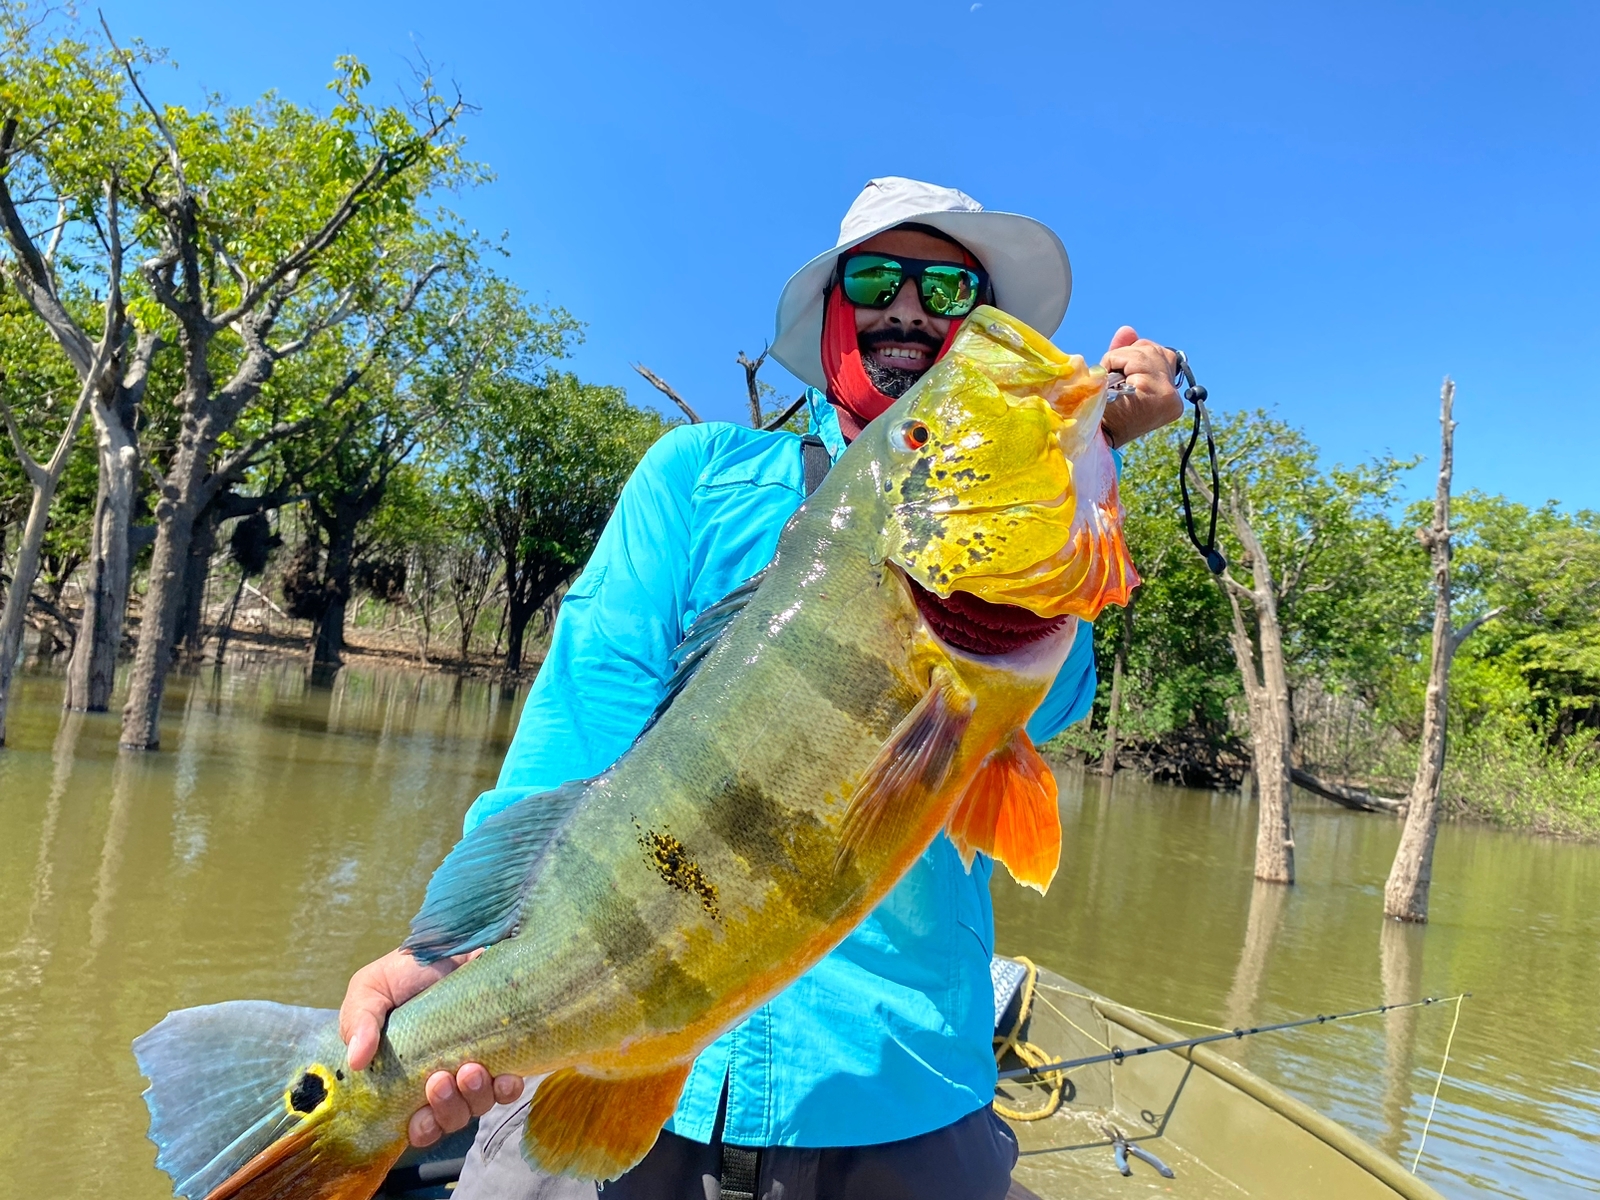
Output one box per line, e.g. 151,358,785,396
133,307,1137,1198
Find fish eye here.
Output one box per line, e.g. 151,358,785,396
892,420,931,452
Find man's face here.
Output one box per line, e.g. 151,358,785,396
849,227,975,398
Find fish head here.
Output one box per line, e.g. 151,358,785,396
870,305,1138,635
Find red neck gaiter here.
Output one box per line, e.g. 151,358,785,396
820,273,968,439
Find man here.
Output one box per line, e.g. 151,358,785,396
339,178,1182,1198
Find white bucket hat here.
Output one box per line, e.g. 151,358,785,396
770,176,1072,392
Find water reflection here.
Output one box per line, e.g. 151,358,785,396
0,667,1596,1199
995,763,1600,1199
1380,919,1427,1162
1223,879,1289,1036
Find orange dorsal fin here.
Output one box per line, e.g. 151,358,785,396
522,1062,692,1182
946,730,1061,893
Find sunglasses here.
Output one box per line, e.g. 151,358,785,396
836,253,990,320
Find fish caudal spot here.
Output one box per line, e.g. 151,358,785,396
289,1070,327,1114
636,823,720,919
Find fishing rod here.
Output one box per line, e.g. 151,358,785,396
997,993,1471,1082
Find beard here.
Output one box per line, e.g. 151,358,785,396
858,327,943,398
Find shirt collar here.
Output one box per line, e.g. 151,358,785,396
804,388,847,462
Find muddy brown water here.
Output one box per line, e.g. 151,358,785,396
1,661,1595,1197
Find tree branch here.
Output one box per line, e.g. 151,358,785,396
0,121,95,373
99,12,190,202
211,103,462,329
1450,606,1504,651
632,363,702,423
737,345,768,428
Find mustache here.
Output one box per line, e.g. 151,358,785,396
858,326,944,354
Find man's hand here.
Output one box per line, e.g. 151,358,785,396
339,948,525,1147
1100,326,1184,449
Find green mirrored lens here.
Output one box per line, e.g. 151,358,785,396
920,266,980,317
841,256,905,308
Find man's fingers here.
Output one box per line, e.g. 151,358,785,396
493,1074,525,1105
409,1106,442,1148
425,1069,473,1134
457,1062,496,1118
1103,341,1179,389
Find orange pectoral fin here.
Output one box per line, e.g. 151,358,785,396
836,674,977,876
522,1062,693,1182
946,730,1061,893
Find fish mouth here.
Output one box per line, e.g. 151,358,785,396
902,573,1070,657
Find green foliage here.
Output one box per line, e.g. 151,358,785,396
1085,404,1600,834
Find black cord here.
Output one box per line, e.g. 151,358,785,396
1172,351,1227,576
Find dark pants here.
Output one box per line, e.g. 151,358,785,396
456,1079,1018,1200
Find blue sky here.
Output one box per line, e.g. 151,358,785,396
104,0,1600,510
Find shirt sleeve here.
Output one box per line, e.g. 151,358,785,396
1023,447,1122,744
1024,621,1098,743
462,426,710,834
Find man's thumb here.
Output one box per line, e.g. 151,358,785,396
1107,325,1139,353
345,1010,381,1071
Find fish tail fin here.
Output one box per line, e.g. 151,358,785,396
133,1000,405,1200
947,730,1061,893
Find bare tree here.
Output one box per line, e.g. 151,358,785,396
0,336,112,743
1184,461,1296,883
1384,378,1500,922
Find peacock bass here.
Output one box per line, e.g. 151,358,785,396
133,305,1138,1198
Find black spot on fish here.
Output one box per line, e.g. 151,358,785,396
899,456,935,505
637,825,720,919
289,1071,326,1113
335,1069,344,1081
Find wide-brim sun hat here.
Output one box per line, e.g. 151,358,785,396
771,176,1072,393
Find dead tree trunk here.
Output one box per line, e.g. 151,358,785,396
1195,487,1296,883
1185,465,1295,883
1384,378,1499,922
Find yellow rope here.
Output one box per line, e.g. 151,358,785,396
992,956,1067,1121
1035,981,1234,1033
1032,990,1109,1051
1410,993,1465,1174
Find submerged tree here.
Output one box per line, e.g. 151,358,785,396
103,53,472,748
1183,412,1413,884
0,9,162,712
1385,379,1500,922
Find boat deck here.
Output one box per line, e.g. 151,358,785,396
999,967,1445,1199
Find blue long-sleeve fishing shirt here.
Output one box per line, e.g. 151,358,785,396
464,391,1100,1149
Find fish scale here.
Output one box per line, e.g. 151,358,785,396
132,306,1137,1198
